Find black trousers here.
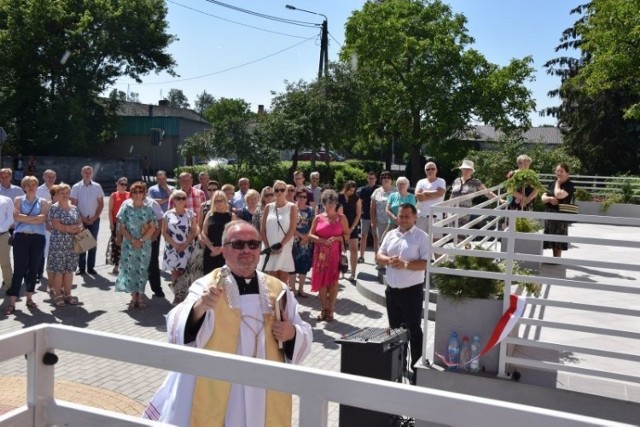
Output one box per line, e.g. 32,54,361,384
7,233,45,297
147,237,163,295
385,283,424,371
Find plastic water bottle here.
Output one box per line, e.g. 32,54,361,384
447,331,460,371
460,336,471,372
470,335,481,374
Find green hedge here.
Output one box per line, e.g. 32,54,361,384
175,160,385,191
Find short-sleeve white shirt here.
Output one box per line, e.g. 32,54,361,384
378,225,429,288
36,184,52,202
70,180,105,217
415,177,446,218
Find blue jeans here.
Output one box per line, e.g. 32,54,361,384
78,220,100,271
7,233,45,296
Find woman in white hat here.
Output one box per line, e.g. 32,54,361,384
450,159,497,225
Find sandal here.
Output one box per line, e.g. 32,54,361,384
297,291,308,298
137,295,147,310
4,305,15,315
325,310,334,322
128,299,137,310
316,309,327,321
64,295,79,305
26,300,38,310
54,294,65,307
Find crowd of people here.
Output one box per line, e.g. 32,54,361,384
0,156,577,422
0,156,576,314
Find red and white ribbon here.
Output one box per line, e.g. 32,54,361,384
436,294,527,368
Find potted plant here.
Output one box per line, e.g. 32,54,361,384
504,169,546,208
431,248,539,374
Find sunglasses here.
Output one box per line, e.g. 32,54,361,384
426,168,436,171
173,196,186,201
381,176,391,180
224,239,261,250
274,188,286,193
207,188,216,192
131,190,144,194
287,189,295,192
118,182,127,186
297,195,307,199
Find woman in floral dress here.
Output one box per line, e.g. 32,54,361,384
115,182,157,309
47,183,83,307
162,190,199,301
290,188,314,297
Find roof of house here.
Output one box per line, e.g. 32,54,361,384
460,125,563,145
115,101,210,124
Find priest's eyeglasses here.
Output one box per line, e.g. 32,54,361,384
224,240,262,250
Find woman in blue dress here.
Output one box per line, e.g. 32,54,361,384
290,188,314,297
115,182,157,309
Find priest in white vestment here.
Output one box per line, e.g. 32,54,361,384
143,221,312,426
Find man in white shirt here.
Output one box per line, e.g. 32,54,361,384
36,169,57,282
70,165,105,275
192,171,209,191
376,203,429,382
414,161,446,233
0,168,25,201
0,195,14,290
307,171,321,210
231,177,250,213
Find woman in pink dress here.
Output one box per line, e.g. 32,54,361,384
309,189,349,322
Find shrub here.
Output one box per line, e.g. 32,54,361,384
434,247,541,300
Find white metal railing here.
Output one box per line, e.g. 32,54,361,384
0,324,629,427
425,188,640,389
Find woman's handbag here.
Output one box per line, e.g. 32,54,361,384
558,203,579,214
73,229,97,254
339,236,348,274
339,253,349,274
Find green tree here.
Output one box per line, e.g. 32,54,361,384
543,3,640,175
195,90,215,116
574,0,640,120
267,63,363,173
0,0,176,155
341,0,535,184
166,88,190,109
201,97,279,179
108,89,140,103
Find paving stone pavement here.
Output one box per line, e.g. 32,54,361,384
0,198,397,426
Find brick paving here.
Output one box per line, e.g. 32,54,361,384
0,198,394,426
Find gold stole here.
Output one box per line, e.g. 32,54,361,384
190,269,292,427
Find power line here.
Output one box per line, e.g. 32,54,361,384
203,0,320,28
328,31,343,48
117,36,318,86
167,0,313,39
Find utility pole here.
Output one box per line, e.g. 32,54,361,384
285,5,328,79
286,5,328,168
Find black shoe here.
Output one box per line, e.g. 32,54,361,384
87,268,97,275
76,270,86,276
153,292,166,298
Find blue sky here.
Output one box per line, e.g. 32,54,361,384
110,0,580,126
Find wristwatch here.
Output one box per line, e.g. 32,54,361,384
404,261,409,269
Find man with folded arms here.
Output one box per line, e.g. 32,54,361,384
143,221,312,426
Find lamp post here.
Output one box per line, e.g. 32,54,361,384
285,4,328,79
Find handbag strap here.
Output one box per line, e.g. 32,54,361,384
15,197,39,232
